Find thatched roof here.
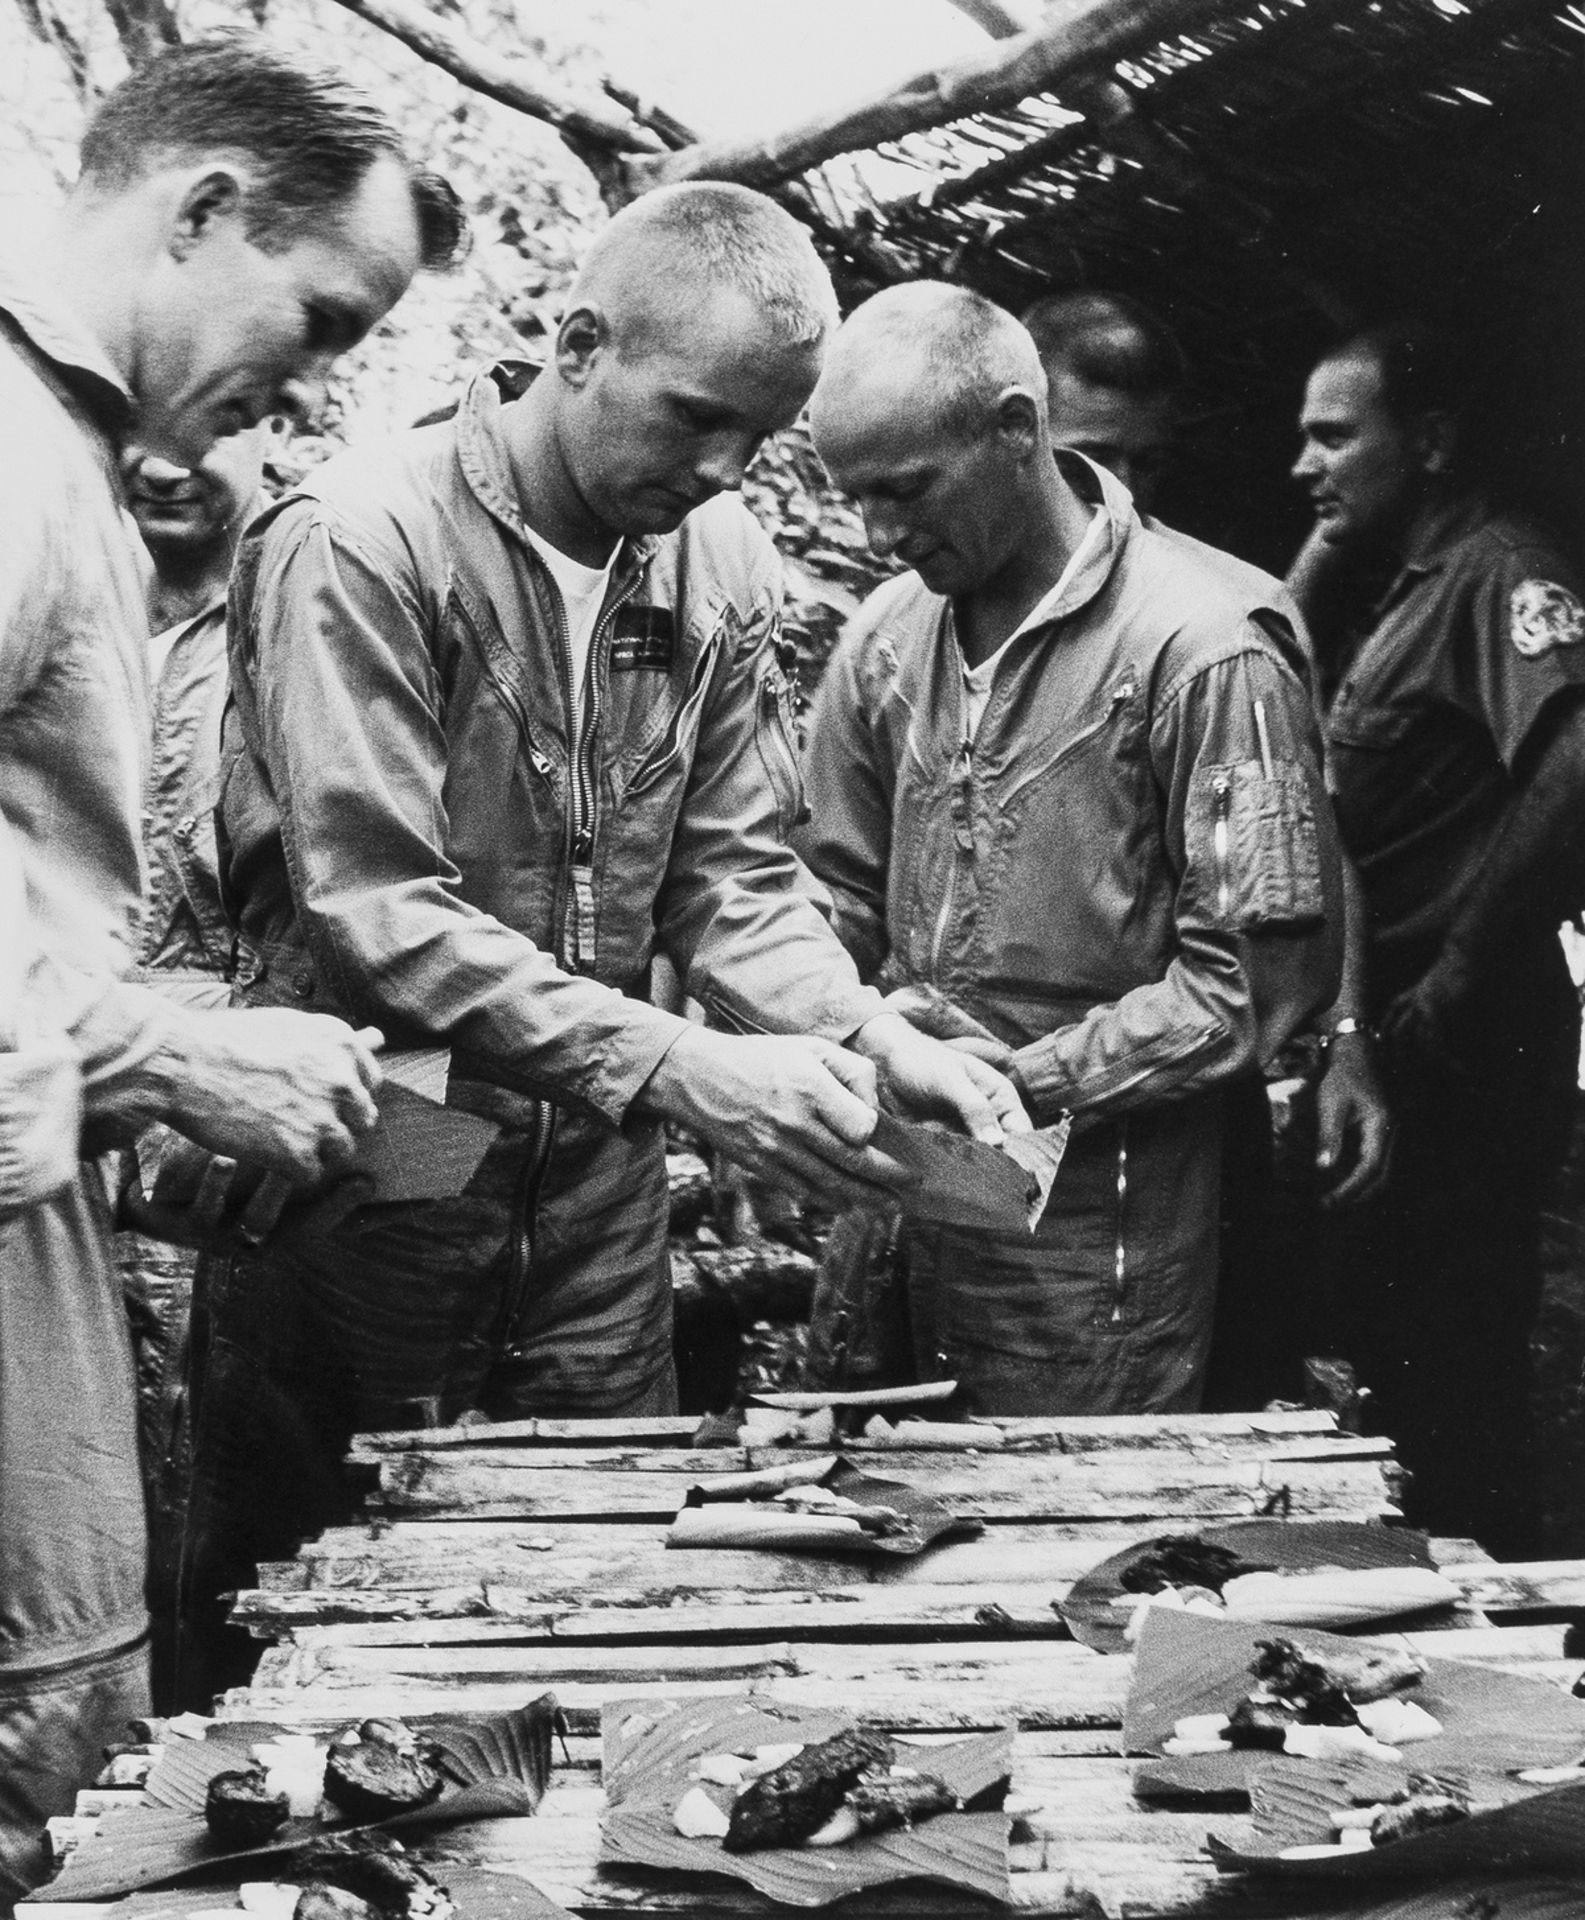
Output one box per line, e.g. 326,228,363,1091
807,0,1585,567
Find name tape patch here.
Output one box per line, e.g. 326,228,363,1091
610,605,676,673
1511,578,1585,657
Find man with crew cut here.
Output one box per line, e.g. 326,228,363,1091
800,283,1342,1417
184,184,1026,1704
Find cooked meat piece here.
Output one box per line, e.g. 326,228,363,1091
1247,1642,1354,1722
1250,1637,1424,1711
723,1727,895,1853
205,1767,291,1847
323,1736,443,1823
1224,1697,1304,1751
847,1773,957,1833
1120,1535,1274,1595
1370,1793,1471,1845
293,1884,382,1920
292,1833,448,1914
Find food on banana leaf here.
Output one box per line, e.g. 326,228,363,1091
845,1771,957,1834
1224,1696,1305,1751
292,1885,381,1920
1119,1535,1274,1595
205,1768,292,1847
1165,1634,1432,1759
1369,1773,1472,1847
288,1834,453,1920
322,1720,444,1823
722,1727,895,1853
1250,1636,1426,1711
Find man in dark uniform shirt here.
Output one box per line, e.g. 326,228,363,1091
1291,323,1585,1554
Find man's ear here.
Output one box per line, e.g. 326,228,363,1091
1418,408,1458,476
555,304,606,389
168,168,247,261
993,386,1043,457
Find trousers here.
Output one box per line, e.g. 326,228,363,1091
176,1109,678,1709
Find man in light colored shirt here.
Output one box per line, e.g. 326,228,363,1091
0,40,461,1898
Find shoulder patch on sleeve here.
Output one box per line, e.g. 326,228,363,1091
1511,578,1585,657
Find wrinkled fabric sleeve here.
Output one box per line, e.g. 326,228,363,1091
0,455,184,1148
794,622,894,986
230,503,688,1127
655,579,886,1040
1010,642,1344,1122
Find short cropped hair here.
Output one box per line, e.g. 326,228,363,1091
577,181,837,350
1020,289,1186,397
830,283,1042,439
78,38,467,271
1332,321,1464,427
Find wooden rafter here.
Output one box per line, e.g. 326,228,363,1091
625,0,1244,197
320,0,667,156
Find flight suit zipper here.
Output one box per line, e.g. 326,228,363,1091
1212,771,1233,922
552,565,644,973
503,1098,555,1353
927,734,976,977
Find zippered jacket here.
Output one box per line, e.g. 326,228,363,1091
800,457,1343,1126
219,370,885,1120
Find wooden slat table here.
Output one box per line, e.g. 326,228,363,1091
34,1410,1585,1919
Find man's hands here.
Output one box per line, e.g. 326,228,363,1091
161,1008,383,1179
851,1011,1031,1143
125,1009,384,1249
640,1027,911,1207
1314,1029,1393,1208
639,1018,1031,1209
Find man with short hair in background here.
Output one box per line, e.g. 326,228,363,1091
1020,290,1392,1413
801,283,1342,1417
0,40,460,1896
118,422,273,1709
1290,323,1585,1552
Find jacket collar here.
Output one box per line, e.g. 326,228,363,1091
0,261,134,437
455,364,658,573
943,448,1131,649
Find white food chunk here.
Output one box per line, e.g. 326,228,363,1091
239,1885,302,1920
1354,1697,1442,1745
804,1806,862,1847
693,1753,749,1788
740,1742,805,1779
673,1787,730,1838
1172,1714,1233,1743
1331,1805,1388,1830
1283,1722,1402,1764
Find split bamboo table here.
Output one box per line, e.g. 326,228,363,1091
37,1409,1585,1918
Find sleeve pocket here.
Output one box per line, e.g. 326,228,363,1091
1190,759,1324,931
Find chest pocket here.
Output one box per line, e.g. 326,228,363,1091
975,672,1155,991
1186,760,1324,931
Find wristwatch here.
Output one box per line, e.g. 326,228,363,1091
1320,1015,1368,1048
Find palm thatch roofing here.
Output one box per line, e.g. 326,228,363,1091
804,0,1585,568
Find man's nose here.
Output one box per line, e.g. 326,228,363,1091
1292,439,1320,483
276,368,330,430
136,454,194,493
695,434,754,496
861,501,904,559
